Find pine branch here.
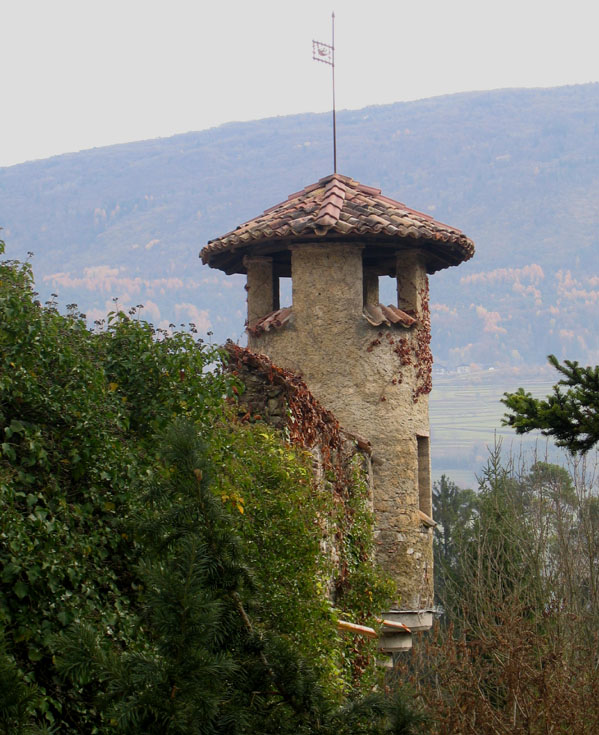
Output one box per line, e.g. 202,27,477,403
502,355,599,453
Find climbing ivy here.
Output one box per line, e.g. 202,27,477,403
210,421,396,699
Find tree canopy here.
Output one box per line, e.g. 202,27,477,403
399,452,599,733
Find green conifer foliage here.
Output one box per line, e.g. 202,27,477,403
432,475,476,603
503,354,599,453
0,633,46,734
55,422,252,732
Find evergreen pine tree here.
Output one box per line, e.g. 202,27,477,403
432,475,476,603
502,354,599,453
0,635,49,735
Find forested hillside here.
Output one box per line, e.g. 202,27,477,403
1,83,599,367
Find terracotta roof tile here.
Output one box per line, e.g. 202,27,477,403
364,303,416,328
247,306,293,336
201,173,474,274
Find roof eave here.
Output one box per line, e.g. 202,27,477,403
201,233,474,276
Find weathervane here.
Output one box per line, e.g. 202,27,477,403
313,11,337,173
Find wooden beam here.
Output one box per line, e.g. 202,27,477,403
418,509,436,528
375,617,411,633
337,619,378,638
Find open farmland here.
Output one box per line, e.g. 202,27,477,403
430,367,561,488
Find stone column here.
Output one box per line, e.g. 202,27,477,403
396,252,425,315
363,271,379,307
291,243,363,330
244,256,275,327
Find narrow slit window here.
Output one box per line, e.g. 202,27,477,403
417,435,432,518
378,275,396,307
279,276,292,309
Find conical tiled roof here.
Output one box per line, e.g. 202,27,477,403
200,173,474,274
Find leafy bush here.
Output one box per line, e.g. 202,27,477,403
210,424,395,699
0,243,227,731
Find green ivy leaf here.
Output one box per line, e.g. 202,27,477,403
14,580,29,599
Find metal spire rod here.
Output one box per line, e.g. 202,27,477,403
331,12,336,173
313,11,337,173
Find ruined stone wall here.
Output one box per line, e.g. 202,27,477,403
247,243,434,610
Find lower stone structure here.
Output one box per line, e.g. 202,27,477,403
225,342,432,654
225,342,375,599
246,243,435,612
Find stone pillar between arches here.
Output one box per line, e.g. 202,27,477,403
244,256,276,327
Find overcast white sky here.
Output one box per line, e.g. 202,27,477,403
2,0,597,168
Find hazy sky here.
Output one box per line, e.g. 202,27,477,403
2,0,597,168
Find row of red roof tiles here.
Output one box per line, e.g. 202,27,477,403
247,303,415,336
201,173,474,268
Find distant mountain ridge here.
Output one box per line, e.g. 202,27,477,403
2,83,599,367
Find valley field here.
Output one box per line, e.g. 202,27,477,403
430,366,562,487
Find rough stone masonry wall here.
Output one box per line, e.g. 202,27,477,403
225,342,374,600
247,243,434,610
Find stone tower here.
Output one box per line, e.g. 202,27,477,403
201,173,474,630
